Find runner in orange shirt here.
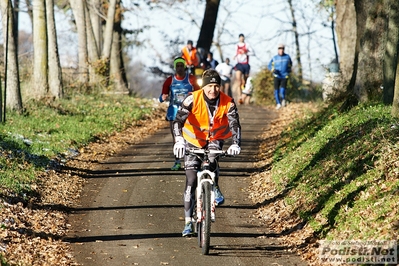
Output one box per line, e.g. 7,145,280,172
181,40,199,74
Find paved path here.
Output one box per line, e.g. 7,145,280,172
66,105,308,266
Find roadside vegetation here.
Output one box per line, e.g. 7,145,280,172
1,78,398,265
252,67,323,106
0,94,161,265
0,94,156,194
250,101,399,265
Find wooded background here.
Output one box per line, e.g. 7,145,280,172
1,0,399,117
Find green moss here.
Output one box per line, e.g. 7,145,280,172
0,94,155,195
270,102,398,241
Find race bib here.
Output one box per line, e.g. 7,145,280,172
175,92,186,104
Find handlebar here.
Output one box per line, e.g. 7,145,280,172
185,148,230,159
186,148,228,171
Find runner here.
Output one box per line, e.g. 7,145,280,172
159,57,200,170
233,33,254,103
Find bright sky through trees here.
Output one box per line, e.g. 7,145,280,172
125,0,337,82
13,0,336,83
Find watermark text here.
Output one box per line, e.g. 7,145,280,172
319,240,397,264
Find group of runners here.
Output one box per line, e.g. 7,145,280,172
180,33,254,104
159,33,292,236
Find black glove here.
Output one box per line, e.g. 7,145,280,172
273,69,280,75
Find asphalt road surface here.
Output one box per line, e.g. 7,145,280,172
66,105,308,266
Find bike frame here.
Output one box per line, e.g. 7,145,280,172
186,148,234,255
187,149,225,219
186,148,226,255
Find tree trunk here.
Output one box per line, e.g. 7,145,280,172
88,0,102,53
382,0,399,105
392,53,399,117
46,0,63,99
69,0,89,84
12,0,18,51
32,0,48,98
335,0,357,92
392,0,399,117
101,0,117,60
287,0,303,83
110,23,127,92
109,0,127,91
85,1,101,84
196,0,220,53
352,1,386,102
330,6,339,65
0,0,23,110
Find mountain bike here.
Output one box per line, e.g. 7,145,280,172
186,148,227,255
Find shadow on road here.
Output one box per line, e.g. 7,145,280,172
65,231,284,243
66,105,309,265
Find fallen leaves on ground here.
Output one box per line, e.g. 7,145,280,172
248,102,327,266
1,102,323,265
0,107,168,266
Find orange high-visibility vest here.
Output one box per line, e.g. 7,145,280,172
182,46,199,67
183,90,232,148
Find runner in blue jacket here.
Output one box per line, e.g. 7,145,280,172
268,44,292,109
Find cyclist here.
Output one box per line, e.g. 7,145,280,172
159,57,200,170
172,69,242,236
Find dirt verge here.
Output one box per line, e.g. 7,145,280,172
1,102,321,265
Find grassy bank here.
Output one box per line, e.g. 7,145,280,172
0,95,157,196
1,95,398,265
252,102,399,264
0,94,167,266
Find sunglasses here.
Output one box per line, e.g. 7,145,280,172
278,47,284,49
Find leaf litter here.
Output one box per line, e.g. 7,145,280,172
0,107,168,265
0,103,323,265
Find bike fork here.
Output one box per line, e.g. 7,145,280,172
210,188,216,222
196,194,202,223
196,183,216,222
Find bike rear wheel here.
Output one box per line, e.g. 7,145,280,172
197,180,211,255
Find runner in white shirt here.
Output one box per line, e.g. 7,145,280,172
215,58,233,97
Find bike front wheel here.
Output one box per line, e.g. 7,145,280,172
198,180,211,255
